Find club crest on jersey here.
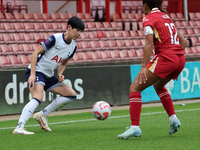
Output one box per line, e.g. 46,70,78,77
45,39,50,44
51,55,65,63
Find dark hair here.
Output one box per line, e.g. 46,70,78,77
143,0,166,13
67,16,85,31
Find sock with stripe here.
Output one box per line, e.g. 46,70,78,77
42,96,76,116
156,87,175,117
17,98,41,128
129,92,142,126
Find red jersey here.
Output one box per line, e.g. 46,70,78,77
142,8,184,55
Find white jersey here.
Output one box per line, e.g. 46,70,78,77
28,33,77,77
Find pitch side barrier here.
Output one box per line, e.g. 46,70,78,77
0,58,200,115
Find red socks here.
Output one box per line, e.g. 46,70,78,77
129,92,142,126
156,87,175,117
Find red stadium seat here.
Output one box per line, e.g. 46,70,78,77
80,32,90,41
2,33,15,44
121,13,131,22
10,44,24,55
33,23,45,32
97,31,107,40
17,54,31,66
107,40,118,50
43,22,54,32
41,13,53,22
176,13,186,21
50,13,62,22
90,41,101,51
32,13,44,22
51,23,63,32
99,40,110,50
68,13,75,18
110,22,122,30
59,13,69,22
113,31,124,40
116,40,127,50
102,22,114,31
191,47,200,55
76,13,87,22
40,32,51,39
127,13,137,22
22,33,35,44
100,51,112,61
23,13,35,22
121,30,132,39
0,13,7,22
88,51,103,62
21,44,34,54
7,55,23,67
110,50,121,61
31,43,40,51
0,44,13,55
0,24,6,33
94,22,104,30
129,30,140,39
119,50,131,61
88,31,99,41
133,39,143,49
60,22,67,31
32,33,45,43
13,13,25,22
124,39,135,49
185,47,195,56
112,13,122,22
136,49,144,58
105,31,116,40
87,22,96,31
127,49,138,60
85,13,94,22
0,56,12,67
80,52,93,62
12,33,25,44
3,23,16,33
5,13,16,22
24,23,36,32
13,23,25,33
80,41,93,51
76,42,83,52
189,21,198,29
73,53,84,63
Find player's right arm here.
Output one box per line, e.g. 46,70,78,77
28,45,45,88
177,30,186,51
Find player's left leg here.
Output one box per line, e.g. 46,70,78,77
153,78,181,135
34,81,77,131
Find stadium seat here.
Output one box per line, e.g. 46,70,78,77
179,29,189,38
88,32,99,41
43,22,54,32
189,21,198,29
119,50,131,61
87,22,96,31
175,21,184,29
2,33,15,44
102,22,114,31
98,40,110,50
127,13,137,22
129,30,140,39
132,21,138,31
116,40,127,50
134,13,143,21
169,13,179,21
112,13,122,22
124,22,131,31
0,13,7,22
88,51,103,62
137,30,145,38
136,49,144,58
113,31,124,40
185,47,194,56
68,13,75,18
31,43,40,50
182,21,191,29
3,23,16,33
190,37,199,46
97,31,107,40
24,22,36,32
41,13,53,22
13,23,25,32
76,42,83,52
100,51,112,61
51,23,63,32
84,13,94,22
80,41,93,51
13,13,25,22
10,44,24,55
7,55,23,67
23,13,35,22
76,13,87,22
186,28,196,37
127,49,137,60
191,47,200,55
22,33,36,43
0,44,13,55
50,13,62,22
107,40,118,50
0,56,12,67
110,50,121,61
105,31,116,40
189,12,199,21
194,28,200,36
0,34,5,44
94,22,104,30
110,22,122,30
80,32,90,41
90,41,101,51
32,33,45,43
59,13,69,22
124,39,135,49
121,30,132,39
17,54,31,66
80,52,93,62
176,13,186,21
33,23,45,32
12,33,26,44
32,13,44,22
5,13,16,22
133,39,143,49
60,22,67,31
0,24,6,33
73,52,84,63
121,13,131,22
138,22,143,30
21,44,34,54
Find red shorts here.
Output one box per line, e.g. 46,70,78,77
147,54,185,80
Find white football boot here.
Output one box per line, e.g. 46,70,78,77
13,127,34,135
118,127,142,139
169,118,181,135
34,111,51,131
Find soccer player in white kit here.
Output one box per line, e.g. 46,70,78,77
13,16,85,135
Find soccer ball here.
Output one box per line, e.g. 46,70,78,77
92,101,111,120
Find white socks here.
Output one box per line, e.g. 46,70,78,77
42,96,76,116
17,98,40,128
169,114,178,123
131,125,139,129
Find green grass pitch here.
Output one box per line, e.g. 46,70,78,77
0,102,200,150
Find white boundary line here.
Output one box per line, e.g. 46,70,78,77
1,108,200,130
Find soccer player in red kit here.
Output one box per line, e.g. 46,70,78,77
118,0,186,139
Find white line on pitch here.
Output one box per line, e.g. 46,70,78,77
0,108,200,130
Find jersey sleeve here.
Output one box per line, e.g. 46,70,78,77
142,15,155,29
67,46,77,60
41,35,56,51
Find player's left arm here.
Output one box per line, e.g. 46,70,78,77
57,59,68,83
177,30,186,50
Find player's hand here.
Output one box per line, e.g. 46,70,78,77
28,74,35,88
135,67,148,84
58,74,64,83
